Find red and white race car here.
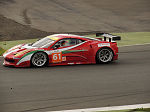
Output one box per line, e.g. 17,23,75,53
3,33,119,67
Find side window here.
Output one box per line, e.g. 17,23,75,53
77,39,84,44
69,38,77,46
58,39,71,47
52,38,70,49
53,38,84,49
66,38,85,46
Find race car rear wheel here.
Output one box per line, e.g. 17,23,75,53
96,48,113,63
31,52,48,67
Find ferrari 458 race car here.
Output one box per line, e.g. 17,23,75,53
3,33,119,67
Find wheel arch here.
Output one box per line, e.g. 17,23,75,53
95,47,114,63
96,47,114,56
30,50,49,66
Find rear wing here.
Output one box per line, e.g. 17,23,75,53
96,33,121,42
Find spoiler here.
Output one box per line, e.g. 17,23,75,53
96,33,121,42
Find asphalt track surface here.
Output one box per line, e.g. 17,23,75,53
0,45,150,112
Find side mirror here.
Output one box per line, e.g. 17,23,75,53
54,45,60,49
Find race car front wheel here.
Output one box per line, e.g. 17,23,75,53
31,52,48,67
96,48,113,63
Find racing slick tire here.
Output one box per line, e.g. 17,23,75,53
31,52,48,67
96,47,113,64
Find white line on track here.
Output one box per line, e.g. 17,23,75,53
49,103,150,112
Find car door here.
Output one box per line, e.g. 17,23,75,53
68,39,91,63
51,38,89,64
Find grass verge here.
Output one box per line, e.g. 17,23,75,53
98,108,150,112
0,32,150,55
0,38,37,50
0,47,5,56
87,32,150,47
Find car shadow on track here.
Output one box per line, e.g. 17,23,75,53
2,61,119,70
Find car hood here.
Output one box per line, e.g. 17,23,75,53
3,44,39,58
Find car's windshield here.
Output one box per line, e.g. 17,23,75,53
31,37,55,48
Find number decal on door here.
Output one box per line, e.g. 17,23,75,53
52,52,62,63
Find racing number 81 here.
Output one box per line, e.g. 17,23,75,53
52,52,62,63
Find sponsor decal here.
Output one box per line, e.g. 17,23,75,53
62,57,66,61
68,63,74,65
98,43,110,47
50,50,60,53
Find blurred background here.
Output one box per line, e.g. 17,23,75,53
0,0,150,40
